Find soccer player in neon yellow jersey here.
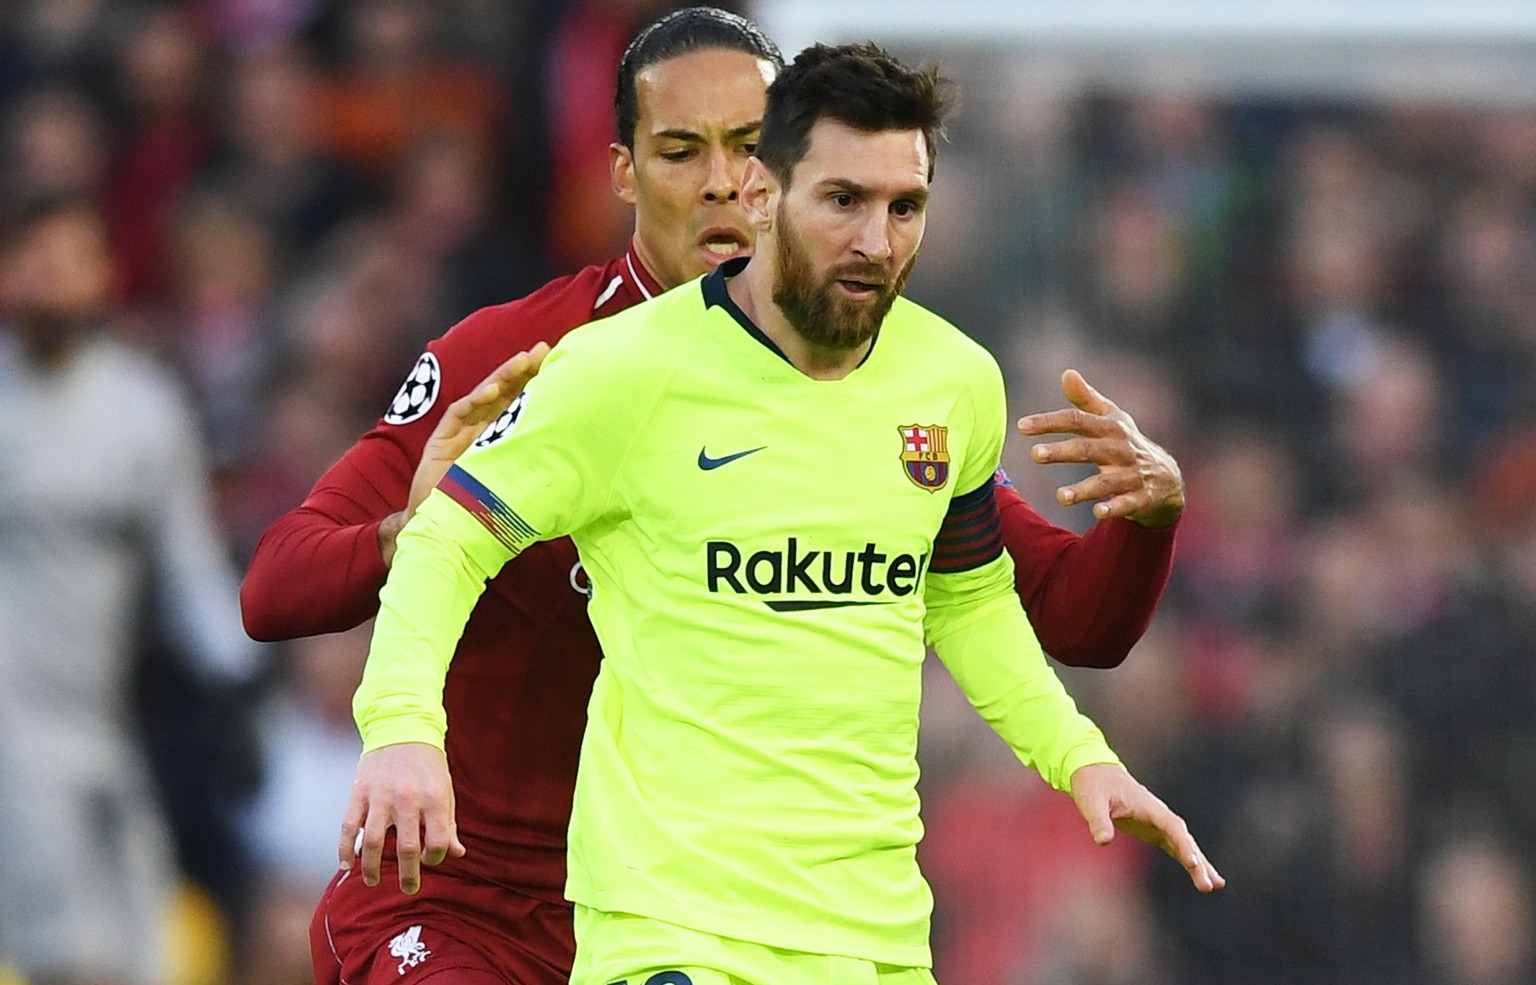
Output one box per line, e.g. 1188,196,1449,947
345,41,1223,985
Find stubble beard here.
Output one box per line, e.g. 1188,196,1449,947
771,203,915,351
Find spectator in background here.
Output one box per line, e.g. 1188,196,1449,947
105,3,212,307
0,195,258,985
239,622,371,985
312,0,504,193
168,191,278,474
3,85,110,216
202,43,353,268
1419,833,1536,985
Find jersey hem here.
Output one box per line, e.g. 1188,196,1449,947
565,886,933,969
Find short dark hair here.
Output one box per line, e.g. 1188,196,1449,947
614,6,784,149
756,42,955,185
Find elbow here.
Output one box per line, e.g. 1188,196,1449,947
1048,644,1130,670
239,573,284,642
1032,620,1138,670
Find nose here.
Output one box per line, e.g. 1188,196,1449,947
701,146,740,203
851,211,892,264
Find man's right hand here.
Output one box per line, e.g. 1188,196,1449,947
380,343,551,565
338,742,467,894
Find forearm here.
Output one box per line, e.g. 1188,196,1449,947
930,590,1120,791
240,432,418,640
241,506,390,640
353,492,503,751
1002,494,1177,667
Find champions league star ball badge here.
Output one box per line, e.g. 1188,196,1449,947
383,353,441,425
899,424,950,491
473,394,525,448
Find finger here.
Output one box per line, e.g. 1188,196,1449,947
1157,817,1221,893
488,342,550,394
395,809,423,895
1061,369,1116,416
450,346,546,425
421,802,465,868
1032,436,1127,467
1078,795,1116,846
359,802,392,888
337,789,367,870
1017,407,1111,438
1055,472,1143,509
1090,489,1155,520
1187,845,1225,892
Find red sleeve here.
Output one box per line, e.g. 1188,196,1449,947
995,469,1178,669
241,270,608,641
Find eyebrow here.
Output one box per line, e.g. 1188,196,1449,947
652,121,762,144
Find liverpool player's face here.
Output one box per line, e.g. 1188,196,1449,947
770,120,927,350
614,48,773,290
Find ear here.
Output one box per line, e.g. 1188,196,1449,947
610,142,637,206
740,156,777,232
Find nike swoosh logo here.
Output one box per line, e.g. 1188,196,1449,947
698,446,767,470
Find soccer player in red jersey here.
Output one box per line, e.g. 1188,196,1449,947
240,8,1184,985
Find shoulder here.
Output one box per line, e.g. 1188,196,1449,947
548,273,706,366
85,337,196,417
68,338,204,450
885,297,1001,379
429,257,635,366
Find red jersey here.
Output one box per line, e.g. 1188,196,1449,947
242,243,1176,984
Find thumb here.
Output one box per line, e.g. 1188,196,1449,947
1062,369,1114,416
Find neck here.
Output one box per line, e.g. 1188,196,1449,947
726,257,870,381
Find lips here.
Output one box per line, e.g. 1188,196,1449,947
698,226,750,259
832,266,886,298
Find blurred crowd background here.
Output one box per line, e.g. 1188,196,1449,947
1,1,1534,984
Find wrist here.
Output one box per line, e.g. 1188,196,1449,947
378,511,407,567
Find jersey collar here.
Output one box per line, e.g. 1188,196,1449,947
702,257,880,370
624,241,663,300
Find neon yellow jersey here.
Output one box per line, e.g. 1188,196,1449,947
355,261,1118,966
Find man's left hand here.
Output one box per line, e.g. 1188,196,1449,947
1017,369,1184,528
1070,762,1225,893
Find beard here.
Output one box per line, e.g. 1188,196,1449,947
771,203,915,351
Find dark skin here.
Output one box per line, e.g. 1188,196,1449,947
1020,369,1184,529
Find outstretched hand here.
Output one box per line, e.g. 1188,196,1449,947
1017,369,1184,528
338,742,466,894
380,343,550,565
1070,761,1224,893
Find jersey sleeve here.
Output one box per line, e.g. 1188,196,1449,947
923,355,1119,792
240,292,593,641
352,327,639,752
239,431,406,640
995,472,1179,668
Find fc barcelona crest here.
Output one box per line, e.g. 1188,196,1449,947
899,424,950,491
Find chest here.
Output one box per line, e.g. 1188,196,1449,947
0,364,160,531
617,368,974,551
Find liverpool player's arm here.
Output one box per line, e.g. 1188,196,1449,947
995,476,1176,669
1001,368,1182,668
